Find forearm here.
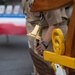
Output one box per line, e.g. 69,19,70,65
42,25,56,44
36,25,57,54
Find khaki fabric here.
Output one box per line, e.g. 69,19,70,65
26,20,68,52
22,0,68,27
43,8,68,26
22,0,68,52
22,0,68,75
41,21,68,52
22,0,26,7
26,21,67,75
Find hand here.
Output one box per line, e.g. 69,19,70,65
36,43,46,55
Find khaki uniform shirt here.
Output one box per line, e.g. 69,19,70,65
22,0,68,59
22,0,68,27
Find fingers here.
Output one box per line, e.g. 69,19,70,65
36,45,42,54
36,43,46,55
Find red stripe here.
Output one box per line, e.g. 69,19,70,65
0,23,27,35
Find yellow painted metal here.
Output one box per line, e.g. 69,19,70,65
52,28,64,43
52,28,65,55
51,28,65,70
51,63,56,71
44,51,75,69
44,28,75,70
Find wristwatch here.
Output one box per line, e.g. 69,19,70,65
41,41,48,49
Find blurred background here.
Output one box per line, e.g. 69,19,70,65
0,0,73,75
0,0,33,75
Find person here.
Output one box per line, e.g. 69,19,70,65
22,0,68,75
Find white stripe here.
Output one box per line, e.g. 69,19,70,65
0,18,26,26
28,40,31,48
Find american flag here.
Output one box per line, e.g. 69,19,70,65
0,14,27,35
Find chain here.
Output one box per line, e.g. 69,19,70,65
39,12,44,25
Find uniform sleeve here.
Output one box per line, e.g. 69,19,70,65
43,9,63,26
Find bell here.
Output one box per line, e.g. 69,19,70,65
27,24,42,40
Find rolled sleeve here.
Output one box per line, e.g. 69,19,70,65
43,9,62,26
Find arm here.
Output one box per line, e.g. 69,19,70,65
36,9,63,55
36,25,56,55
42,25,56,44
